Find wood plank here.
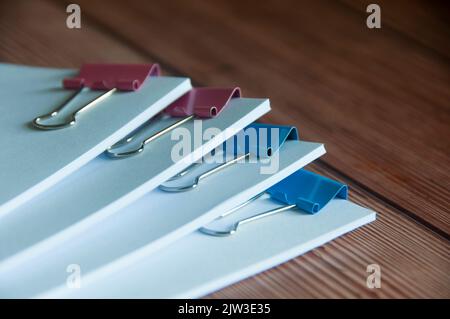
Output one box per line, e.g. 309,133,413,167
341,0,450,58
0,0,448,298
72,0,450,234
0,0,149,67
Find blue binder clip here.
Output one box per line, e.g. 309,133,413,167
199,169,348,236
267,169,348,213
233,123,299,158
159,123,299,192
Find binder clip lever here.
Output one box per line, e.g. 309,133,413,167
106,115,194,158
199,191,295,236
159,153,250,192
33,88,115,130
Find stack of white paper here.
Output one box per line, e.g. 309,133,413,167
0,63,375,298
0,63,191,216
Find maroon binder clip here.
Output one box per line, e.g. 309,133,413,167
33,63,160,130
106,87,241,158
165,87,241,118
63,63,160,91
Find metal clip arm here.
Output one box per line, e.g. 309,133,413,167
106,115,195,158
159,153,250,192
199,192,295,236
33,88,116,130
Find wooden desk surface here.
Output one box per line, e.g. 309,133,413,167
1,0,448,298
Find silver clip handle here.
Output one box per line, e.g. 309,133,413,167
33,88,116,130
166,162,201,181
199,201,296,237
105,115,195,158
159,152,250,192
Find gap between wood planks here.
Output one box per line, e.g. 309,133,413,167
53,0,450,241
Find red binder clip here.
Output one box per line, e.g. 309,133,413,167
164,87,241,118
106,87,241,158
32,63,160,130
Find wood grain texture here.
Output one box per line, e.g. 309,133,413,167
70,0,450,234
342,0,450,58
0,0,148,67
0,0,448,298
